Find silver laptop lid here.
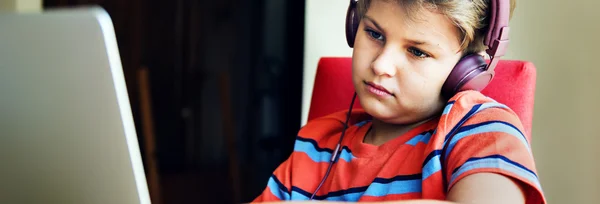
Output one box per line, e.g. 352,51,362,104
0,7,150,204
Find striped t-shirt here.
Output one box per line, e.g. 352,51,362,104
252,90,545,203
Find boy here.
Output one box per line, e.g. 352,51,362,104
253,0,545,203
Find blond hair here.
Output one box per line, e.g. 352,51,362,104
356,0,516,54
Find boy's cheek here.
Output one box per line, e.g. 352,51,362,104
352,48,377,71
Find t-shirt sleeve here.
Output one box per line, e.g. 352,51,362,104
252,154,293,202
443,105,546,204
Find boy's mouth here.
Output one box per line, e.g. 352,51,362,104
364,81,394,97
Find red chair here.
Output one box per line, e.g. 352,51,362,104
307,57,536,141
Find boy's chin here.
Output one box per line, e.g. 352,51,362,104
361,100,405,123
359,97,426,125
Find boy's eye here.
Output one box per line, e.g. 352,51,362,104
365,29,384,41
408,47,430,58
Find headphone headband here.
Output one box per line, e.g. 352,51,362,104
484,0,511,73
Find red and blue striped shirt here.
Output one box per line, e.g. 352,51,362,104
253,90,545,203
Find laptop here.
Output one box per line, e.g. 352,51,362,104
0,7,151,204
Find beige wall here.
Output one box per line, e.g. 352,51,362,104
302,0,600,203
507,0,600,203
301,0,353,125
0,0,41,12
0,0,17,10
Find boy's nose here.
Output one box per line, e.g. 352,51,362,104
371,47,402,77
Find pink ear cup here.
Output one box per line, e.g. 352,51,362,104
441,54,491,99
345,0,359,47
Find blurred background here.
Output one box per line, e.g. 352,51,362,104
6,0,305,203
3,0,600,203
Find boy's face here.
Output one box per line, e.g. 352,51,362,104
352,0,463,124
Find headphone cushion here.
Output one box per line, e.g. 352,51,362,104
345,1,360,47
442,54,490,98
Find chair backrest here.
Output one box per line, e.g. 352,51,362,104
307,57,536,141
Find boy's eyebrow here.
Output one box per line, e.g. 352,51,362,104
407,39,433,47
408,38,442,51
363,15,384,32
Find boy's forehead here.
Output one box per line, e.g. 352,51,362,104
366,0,462,51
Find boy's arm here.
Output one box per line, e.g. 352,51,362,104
441,103,545,204
445,172,526,204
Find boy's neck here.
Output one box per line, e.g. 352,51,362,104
364,118,432,146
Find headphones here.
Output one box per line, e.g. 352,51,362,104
345,0,511,99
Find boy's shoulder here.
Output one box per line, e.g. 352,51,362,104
446,90,503,110
298,109,371,141
439,90,523,135
443,90,515,116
